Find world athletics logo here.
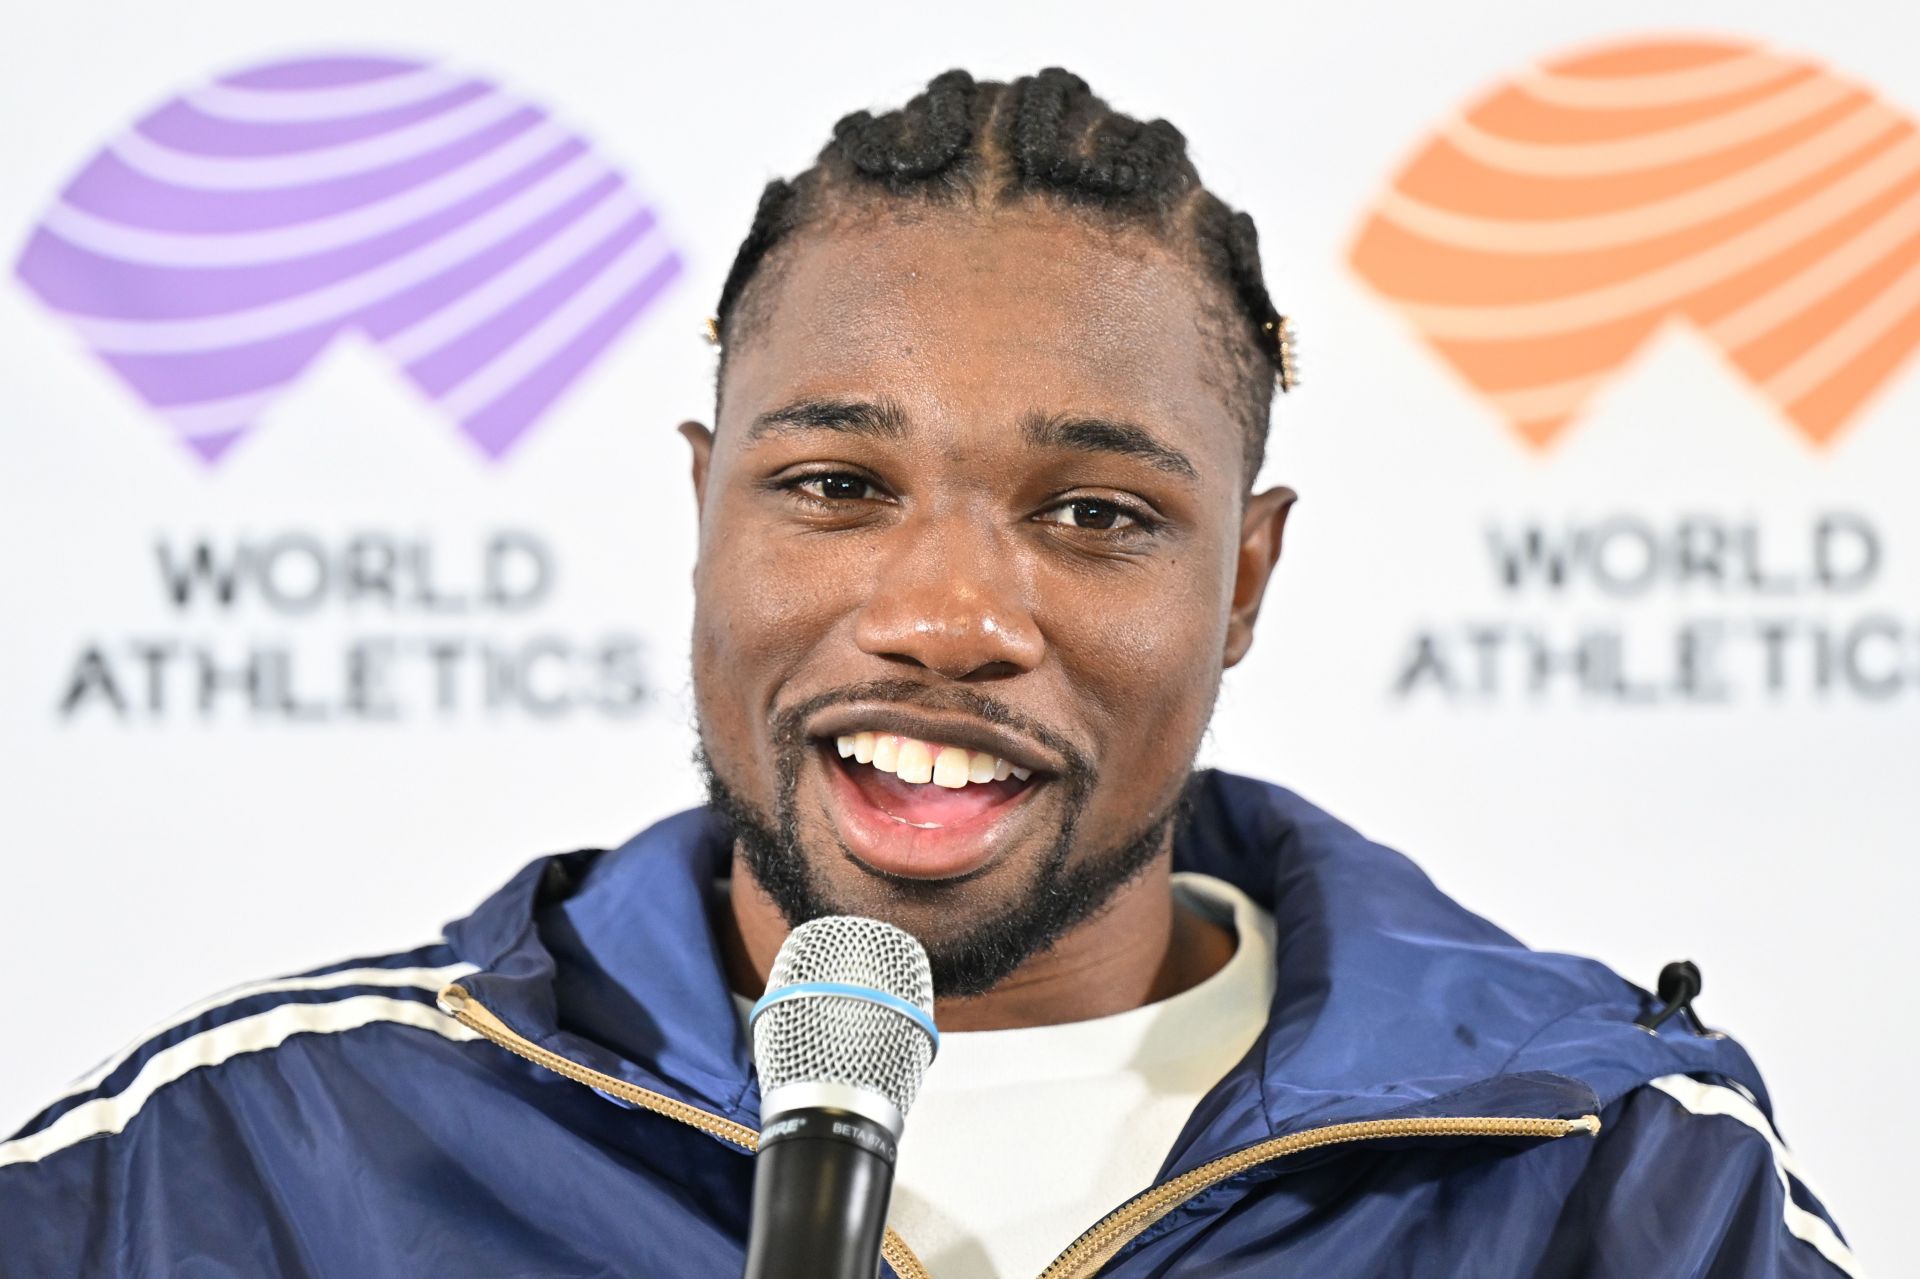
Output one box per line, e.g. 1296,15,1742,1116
1352,37,1920,450
14,54,681,465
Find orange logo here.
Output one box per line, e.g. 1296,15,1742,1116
1351,38,1920,449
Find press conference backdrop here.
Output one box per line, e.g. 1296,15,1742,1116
2,0,1912,1264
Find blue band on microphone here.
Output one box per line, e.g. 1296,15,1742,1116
749,981,940,1057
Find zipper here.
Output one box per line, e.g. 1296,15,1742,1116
1032,1111,1601,1279
436,983,941,1277
439,983,1598,1279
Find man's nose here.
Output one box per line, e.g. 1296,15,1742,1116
851,514,1045,681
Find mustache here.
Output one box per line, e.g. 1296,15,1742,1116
768,678,1097,794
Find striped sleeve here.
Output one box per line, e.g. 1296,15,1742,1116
0,942,485,1277
1540,1073,1859,1278
1646,1075,1857,1277
1,941,476,1167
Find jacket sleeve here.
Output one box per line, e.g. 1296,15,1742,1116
0,1127,118,1278
1539,1074,1859,1279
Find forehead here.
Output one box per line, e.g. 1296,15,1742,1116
721,207,1240,473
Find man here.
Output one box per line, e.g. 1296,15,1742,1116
0,68,1857,1278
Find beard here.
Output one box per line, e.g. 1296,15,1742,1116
694,683,1192,998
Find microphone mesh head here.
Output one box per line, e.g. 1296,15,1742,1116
753,915,936,1117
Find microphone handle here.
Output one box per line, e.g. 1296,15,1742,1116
742,1108,898,1279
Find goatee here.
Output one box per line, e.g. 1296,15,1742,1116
694,683,1192,997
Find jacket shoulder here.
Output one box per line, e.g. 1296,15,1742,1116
1545,1075,1858,1278
1,939,485,1276
2,938,477,1168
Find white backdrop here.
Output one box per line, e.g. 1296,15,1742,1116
2,1,1913,1267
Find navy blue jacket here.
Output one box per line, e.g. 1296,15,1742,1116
1,771,1859,1276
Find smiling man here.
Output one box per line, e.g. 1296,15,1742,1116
684,77,1292,1026
0,69,1857,1279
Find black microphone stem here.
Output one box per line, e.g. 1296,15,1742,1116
742,1108,897,1279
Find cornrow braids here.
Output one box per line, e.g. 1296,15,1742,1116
714,67,1289,484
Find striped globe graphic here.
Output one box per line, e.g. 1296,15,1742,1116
14,55,681,465
1351,38,1920,450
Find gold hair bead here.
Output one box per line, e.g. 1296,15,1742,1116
702,316,721,346
1268,316,1300,393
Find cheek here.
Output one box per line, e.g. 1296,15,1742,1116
692,507,859,757
1042,553,1232,769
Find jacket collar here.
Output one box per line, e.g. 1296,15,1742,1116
444,770,1767,1170
1153,772,1766,1176
447,805,754,1119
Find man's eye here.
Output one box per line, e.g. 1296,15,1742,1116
790,473,878,502
1037,498,1140,531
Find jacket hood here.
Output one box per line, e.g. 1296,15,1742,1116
443,769,1767,1177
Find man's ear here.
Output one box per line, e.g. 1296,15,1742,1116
1223,485,1298,668
678,421,715,520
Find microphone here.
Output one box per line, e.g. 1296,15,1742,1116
742,916,939,1279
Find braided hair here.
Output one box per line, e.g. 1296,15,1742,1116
714,68,1289,484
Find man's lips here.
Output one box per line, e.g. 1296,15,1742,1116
813,740,1048,880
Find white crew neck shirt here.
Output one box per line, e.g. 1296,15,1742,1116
734,873,1277,1279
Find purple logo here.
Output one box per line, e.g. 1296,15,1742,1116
15,55,682,465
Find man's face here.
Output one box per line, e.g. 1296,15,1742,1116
685,206,1291,994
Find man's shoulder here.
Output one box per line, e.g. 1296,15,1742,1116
1,938,480,1175
1185,771,1857,1275
1180,767,1630,997
1554,1074,1860,1277
1185,770,1783,1096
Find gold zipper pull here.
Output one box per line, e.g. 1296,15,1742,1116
435,983,471,1017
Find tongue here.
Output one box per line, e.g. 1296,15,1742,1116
842,756,1026,826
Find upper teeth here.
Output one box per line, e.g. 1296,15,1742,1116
835,732,1033,789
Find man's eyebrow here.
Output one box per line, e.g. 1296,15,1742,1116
1021,412,1198,479
744,398,910,444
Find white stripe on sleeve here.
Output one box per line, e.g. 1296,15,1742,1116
1648,1074,1858,1278
56,958,477,1103
1,995,480,1169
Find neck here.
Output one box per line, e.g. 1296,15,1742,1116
720,853,1237,1032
